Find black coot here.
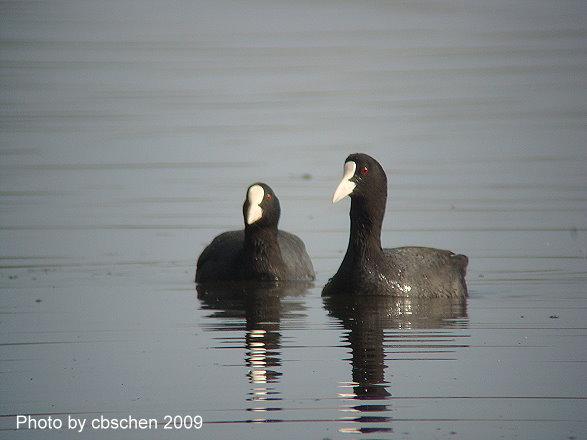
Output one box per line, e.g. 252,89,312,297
196,183,315,283
322,153,468,297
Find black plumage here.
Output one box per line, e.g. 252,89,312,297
196,183,315,283
323,153,468,297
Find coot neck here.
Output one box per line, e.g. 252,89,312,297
244,224,285,274
347,196,386,259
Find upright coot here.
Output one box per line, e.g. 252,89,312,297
322,153,468,297
196,183,315,283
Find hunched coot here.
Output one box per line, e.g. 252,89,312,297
196,183,315,283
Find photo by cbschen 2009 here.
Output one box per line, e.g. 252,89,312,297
1,1,586,439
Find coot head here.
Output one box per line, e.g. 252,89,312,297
332,153,387,204
242,182,281,229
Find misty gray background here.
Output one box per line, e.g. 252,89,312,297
1,1,586,439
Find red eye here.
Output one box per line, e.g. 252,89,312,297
266,194,272,200
360,166,369,176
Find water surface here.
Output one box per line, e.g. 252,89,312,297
1,0,586,439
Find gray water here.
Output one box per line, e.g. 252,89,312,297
1,1,586,439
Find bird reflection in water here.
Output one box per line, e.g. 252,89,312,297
197,282,310,422
323,292,468,435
